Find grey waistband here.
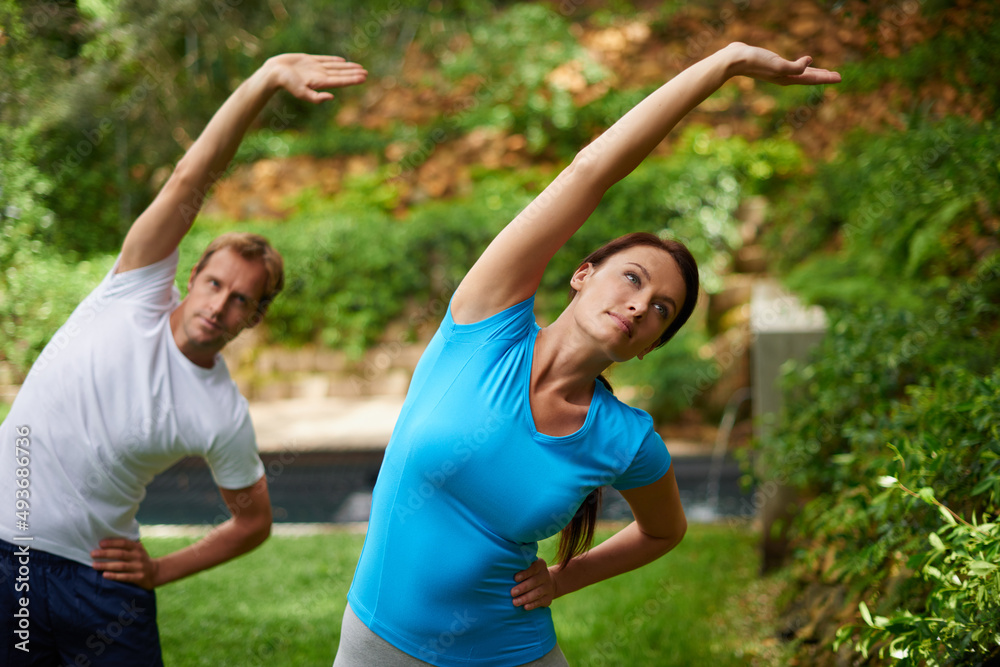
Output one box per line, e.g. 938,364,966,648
332,603,570,667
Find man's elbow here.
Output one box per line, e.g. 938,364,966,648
237,510,272,551
251,512,273,547
161,154,210,202
253,515,272,546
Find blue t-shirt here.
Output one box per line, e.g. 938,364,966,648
347,296,672,666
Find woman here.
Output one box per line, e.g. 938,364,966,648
335,42,839,666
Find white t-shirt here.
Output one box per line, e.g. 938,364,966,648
0,250,265,565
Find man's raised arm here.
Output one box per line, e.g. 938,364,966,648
117,54,367,273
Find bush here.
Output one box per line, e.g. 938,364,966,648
767,117,1000,309
754,112,1000,662
432,3,611,156
833,367,1000,664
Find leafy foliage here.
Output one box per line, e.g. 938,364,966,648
833,368,1000,664
756,111,1000,662
832,1,1000,114
432,3,612,156
767,117,1000,308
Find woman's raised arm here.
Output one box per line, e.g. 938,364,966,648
451,43,839,324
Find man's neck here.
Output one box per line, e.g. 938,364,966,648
169,305,218,369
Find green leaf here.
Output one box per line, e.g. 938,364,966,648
905,194,974,277
859,601,874,627
968,560,997,576
971,477,995,495
928,532,946,551
939,504,958,525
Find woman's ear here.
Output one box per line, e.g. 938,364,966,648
637,340,658,361
569,263,594,292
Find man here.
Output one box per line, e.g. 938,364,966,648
1,53,366,665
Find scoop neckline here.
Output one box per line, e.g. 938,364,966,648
522,325,602,442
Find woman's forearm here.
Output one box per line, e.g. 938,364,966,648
574,44,737,192
550,521,685,600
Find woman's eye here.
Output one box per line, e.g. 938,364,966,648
655,304,668,317
626,272,639,284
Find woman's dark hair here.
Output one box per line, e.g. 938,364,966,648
555,232,699,569
566,231,700,350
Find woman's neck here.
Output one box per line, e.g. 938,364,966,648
532,321,611,405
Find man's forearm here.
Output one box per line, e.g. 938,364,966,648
168,62,281,211
117,60,284,273
153,516,270,587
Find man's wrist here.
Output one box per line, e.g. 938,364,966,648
150,556,166,588
255,56,284,96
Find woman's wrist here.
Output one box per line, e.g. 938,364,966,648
718,41,750,80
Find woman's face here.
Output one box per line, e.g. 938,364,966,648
569,245,687,362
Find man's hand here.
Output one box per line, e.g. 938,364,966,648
264,54,367,103
724,42,841,86
91,538,161,590
117,53,367,274
511,558,557,611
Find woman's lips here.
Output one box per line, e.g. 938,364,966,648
608,312,633,337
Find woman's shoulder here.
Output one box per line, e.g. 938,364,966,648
593,383,657,433
438,292,538,343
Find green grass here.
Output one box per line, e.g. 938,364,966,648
147,523,788,666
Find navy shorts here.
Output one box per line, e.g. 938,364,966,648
1,539,163,667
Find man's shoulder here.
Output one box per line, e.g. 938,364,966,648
98,250,181,310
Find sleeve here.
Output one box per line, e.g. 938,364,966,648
91,249,181,311
204,408,266,490
438,293,537,344
612,424,672,491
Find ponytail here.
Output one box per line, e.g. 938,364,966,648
555,373,611,569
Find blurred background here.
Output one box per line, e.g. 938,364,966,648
1,0,998,664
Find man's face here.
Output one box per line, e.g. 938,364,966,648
173,247,269,365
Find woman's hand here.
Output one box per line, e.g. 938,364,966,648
91,538,161,590
511,558,557,611
263,54,368,103
724,42,841,86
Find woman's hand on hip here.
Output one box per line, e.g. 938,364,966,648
511,558,557,610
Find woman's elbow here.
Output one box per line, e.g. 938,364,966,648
566,143,614,191
672,514,688,549
660,512,687,555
